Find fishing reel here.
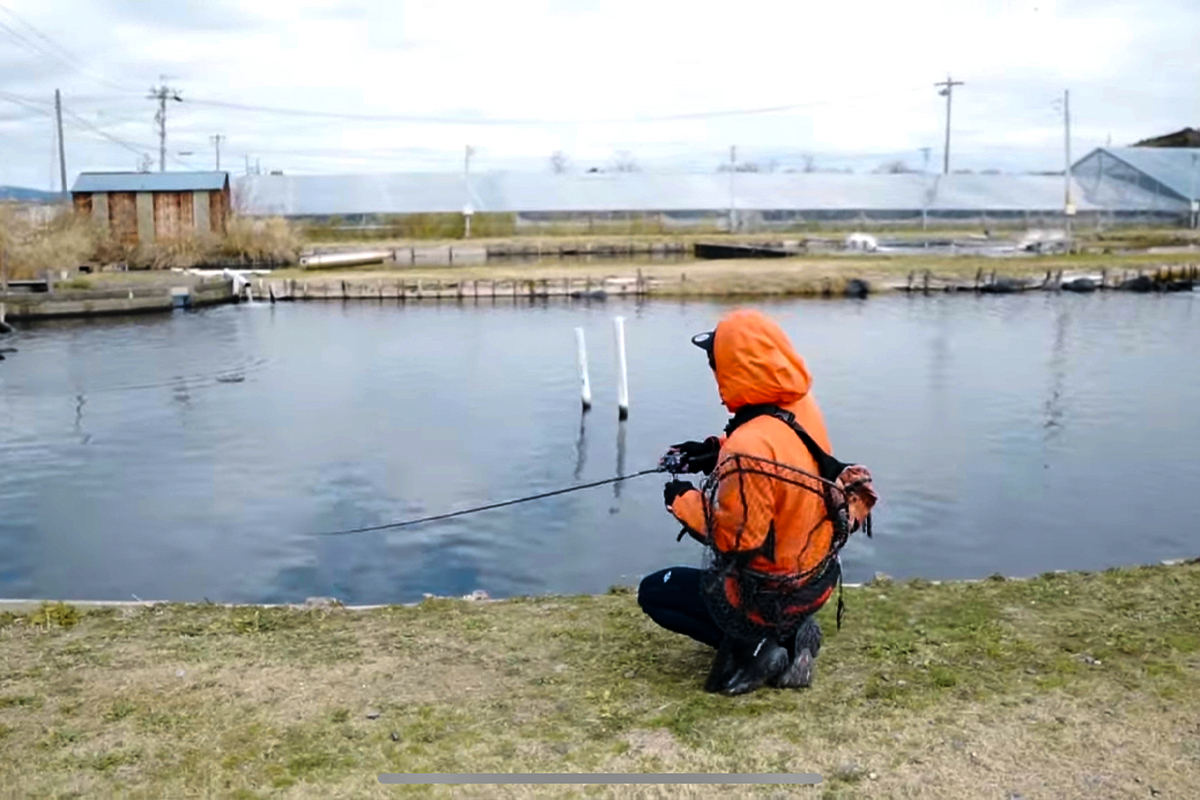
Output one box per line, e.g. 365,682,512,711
658,449,688,475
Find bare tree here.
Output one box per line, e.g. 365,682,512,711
613,151,639,173
718,161,762,173
550,151,569,174
874,159,913,174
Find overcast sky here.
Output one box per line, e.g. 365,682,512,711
1,0,1198,189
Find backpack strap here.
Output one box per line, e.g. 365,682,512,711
724,403,849,482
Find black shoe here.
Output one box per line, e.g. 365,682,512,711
718,638,790,696
771,617,823,689
704,637,741,693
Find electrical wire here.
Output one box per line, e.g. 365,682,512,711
0,3,135,93
316,467,664,536
182,87,928,127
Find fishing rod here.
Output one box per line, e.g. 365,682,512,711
316,463,679,537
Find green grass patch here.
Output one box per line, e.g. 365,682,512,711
0,563,1198,798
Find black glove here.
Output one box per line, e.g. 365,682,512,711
663,479,695,508
663,437,721,475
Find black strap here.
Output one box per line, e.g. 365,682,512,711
724,404,850,482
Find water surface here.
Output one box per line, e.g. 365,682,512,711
1,292,1197,603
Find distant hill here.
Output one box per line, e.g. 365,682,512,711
0,186,61,202
1133,127,1200,148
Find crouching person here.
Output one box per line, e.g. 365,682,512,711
638,309,877,696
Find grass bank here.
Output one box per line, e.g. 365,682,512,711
261,250,1200,300
2,562,1199,799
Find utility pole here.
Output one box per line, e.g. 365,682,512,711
460,143,475,235
1190,153,1198,229
147,81,182,172
244,154,251,176
1062,89,1073,211
1060,89,1075,236
210,134,225,171
920,147,932,230
728,145,736,233
935,75,964,175
54,89,67,196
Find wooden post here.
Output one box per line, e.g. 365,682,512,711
923,270,931,294
416,280,423,300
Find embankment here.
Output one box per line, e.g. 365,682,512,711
254,252,1200,302
1,560,1198,799
1,275,238,322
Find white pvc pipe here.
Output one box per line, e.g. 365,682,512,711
574,327,592,412
613,316,629,420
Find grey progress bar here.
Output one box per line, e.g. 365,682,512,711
378,773,823,785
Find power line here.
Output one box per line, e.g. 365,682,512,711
0,89,185,167
0,3,135,93
182,87,927,127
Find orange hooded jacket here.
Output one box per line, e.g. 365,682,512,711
669,309,835,579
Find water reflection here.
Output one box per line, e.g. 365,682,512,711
614,420,627,499
573,413,588,480
1044,303,1069,440
1,295,1198,604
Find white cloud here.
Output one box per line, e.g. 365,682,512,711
0,0,1197,188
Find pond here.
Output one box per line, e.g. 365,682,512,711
1,292,1197,604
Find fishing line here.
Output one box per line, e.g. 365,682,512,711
316,467,666,536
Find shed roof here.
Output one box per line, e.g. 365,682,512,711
71,171,229,194
236,171,1107,217
1074,147,1200,201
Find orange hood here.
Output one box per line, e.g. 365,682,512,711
711,309,813,410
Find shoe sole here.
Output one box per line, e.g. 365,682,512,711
772,648,814,689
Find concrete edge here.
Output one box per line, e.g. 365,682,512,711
2,558,1196,614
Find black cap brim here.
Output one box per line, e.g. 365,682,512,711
691,331,714,352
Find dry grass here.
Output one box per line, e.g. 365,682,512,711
1,563,1198,798
219,217,303,265
257,249,1200,300
0,204,101,280
0,204,302,276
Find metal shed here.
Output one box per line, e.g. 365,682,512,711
71,171,231,246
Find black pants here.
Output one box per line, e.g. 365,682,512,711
638,566,823,656
637,566,723,649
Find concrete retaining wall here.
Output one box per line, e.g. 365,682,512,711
1,279,237,321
